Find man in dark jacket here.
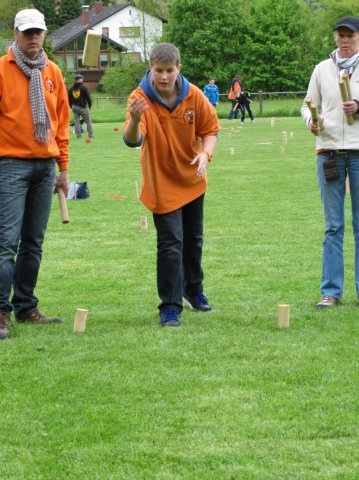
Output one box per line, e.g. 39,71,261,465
68,74,93,139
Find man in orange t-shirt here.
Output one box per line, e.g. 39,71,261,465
123,43,220,327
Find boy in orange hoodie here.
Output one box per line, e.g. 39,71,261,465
123,43,220,327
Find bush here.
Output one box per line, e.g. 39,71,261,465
100,59,148,97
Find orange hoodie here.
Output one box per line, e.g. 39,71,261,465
124,82,220,214
0,48,70,171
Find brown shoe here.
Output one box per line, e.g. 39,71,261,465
316,296,338,308
16,308,63,324
0,310,10,339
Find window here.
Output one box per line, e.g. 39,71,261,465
100,53,108,68
110,53,119,67
119,27,140,38
66,55,75,70
65,40,75,52
77,54,84,68
77,34,85,50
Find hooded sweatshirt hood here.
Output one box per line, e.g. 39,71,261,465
139,69,190,111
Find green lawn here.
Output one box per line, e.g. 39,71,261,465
1,118,358,479
89,93,304,123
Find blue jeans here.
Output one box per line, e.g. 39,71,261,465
153,194,205,313
0,158,56,317
317,151,359,299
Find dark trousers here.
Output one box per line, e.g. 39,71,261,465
153,194,205,313
228,100,242,119
241,100,254,121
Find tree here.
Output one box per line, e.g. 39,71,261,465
58,0,82,27
100,56,148,95
165,0,248,92
0,0,28,38
32,0,61,32
308,0,359,62
239,0,314,91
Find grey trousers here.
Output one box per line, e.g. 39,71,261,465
72,105,93,137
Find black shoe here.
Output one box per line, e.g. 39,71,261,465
16,308,63,324
159,308,180,327
0,310,10,339
183,292,212,312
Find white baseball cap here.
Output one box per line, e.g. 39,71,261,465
14,9,47,32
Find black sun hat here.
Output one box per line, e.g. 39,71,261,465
334,16,359,32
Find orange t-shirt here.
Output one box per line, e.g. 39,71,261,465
124,84,220,214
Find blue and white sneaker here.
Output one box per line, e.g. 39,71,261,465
183,292,212,312
159,308,180,327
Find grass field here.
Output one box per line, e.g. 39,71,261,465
1,118,359,479
88,93,304,123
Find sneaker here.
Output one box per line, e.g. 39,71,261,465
16,308,63,324
316,296,338,308
0,310,10,339
183,292,212,312
159,308,180,327
251,119,255,124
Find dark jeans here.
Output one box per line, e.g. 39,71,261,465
0,158,56,317
153,194,205,313
241,100,254,122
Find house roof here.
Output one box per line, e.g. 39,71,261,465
48,1,167,52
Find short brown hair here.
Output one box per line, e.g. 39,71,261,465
150,43,181,66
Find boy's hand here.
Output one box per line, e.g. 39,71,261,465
191,153,209,177
128,98,149,122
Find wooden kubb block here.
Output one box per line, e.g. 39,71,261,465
73,308,88,333
278,304,290,328
82,30,102,67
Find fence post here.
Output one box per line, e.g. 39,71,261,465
258,91,263,113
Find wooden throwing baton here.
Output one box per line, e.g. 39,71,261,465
339,79,354,126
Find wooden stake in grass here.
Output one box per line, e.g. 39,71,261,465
290,131,294,138
229,147,235,156
140,216,148,229
339,80,354,125
278,304,290,328
73,308,88,333
271,117,275,127
282,131,287,145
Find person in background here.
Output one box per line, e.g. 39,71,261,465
123,43,220,327
0,8,70,339
203,77,219,108
68,74,93,139
239,90,255,124
301,15,359,308
228,74,242,120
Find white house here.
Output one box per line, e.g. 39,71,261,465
49,0,167,89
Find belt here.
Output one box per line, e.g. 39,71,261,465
325,149,355,154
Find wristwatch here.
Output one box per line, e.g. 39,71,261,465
201,150,213,162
